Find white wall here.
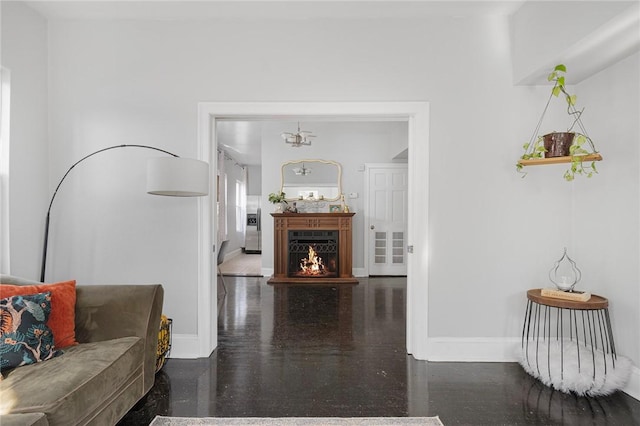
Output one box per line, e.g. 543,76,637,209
247,165,261,196
40,13,560,344
0,2,49,278
4,5,637,386
573,52,640,367
41,15,531,340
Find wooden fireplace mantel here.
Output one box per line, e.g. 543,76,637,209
268,212,358,284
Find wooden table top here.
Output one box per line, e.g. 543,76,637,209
527,288,608,310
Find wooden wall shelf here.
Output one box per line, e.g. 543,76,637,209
518,153,602,167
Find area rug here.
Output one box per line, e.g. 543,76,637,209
150,417,444,426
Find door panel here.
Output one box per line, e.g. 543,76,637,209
367,165,408,276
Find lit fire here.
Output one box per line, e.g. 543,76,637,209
299,245,326,275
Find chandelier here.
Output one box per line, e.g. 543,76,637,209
281,122,315,147
292,163,312,176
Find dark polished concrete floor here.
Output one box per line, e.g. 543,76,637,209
120,276,640,425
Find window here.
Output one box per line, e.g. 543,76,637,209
223,173,228,238
0,67,11,273
235,179,246,234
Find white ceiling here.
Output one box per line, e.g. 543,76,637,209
25,1,525,21
216,118,408,166
216,121,264,166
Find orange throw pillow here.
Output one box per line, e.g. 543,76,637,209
0,280,77,348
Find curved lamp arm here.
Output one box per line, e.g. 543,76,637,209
41,144,208,281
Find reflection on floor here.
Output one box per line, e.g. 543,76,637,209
219,252,262,277
119,276,640,425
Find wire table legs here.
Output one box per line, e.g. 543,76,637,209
519,299,629,396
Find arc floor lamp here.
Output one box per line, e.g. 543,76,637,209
40,144,209,281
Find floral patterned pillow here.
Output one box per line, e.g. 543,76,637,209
0,292,61,372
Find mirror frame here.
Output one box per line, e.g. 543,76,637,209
280,159,342,202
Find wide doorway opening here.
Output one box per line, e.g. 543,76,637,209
196,102,430,360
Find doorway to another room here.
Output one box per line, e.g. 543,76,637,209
216,122,263,278
196,102,430,360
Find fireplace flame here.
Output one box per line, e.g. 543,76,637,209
299,245,326,275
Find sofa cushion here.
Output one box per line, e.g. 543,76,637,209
0,280,77,348
0,292,60,371
0,336,144,425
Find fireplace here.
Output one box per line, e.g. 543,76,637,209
268,212,357,284
288,230,339,278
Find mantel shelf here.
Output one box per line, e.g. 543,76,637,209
518,153,603,167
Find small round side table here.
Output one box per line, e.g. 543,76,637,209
520,289,627,395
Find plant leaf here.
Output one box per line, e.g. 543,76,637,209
557,76,565,86
24,300,46,322
552,86,561,97
555,64,567,72
568,95,577,106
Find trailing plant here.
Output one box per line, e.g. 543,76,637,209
517,64,599,181
517,137,546,166
268,191,287,204
565,133,598,181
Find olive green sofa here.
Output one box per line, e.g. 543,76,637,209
0,275,164,425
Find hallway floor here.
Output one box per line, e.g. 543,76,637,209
120,276,640,425
219,252,262,277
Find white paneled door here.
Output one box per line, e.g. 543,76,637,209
366,164,408,276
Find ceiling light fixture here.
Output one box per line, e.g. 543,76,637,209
292,163,312,176
281,122,315,147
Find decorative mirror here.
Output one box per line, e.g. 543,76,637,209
280,159,342,202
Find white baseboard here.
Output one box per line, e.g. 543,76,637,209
353,268,366,277
261,267,273,277
427,337,521,362
225,248,242,260
625,365,640,401
167,333,201,359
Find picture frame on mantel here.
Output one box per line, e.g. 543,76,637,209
329,204,343,213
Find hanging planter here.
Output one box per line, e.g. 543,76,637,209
543,132,574,158
517,64,602,181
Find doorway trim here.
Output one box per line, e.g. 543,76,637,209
196,102,430,360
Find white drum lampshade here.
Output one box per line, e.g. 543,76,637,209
147,157,210,196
